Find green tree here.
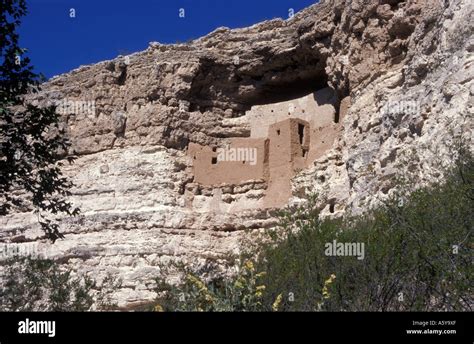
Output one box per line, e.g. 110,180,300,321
0,0,78,241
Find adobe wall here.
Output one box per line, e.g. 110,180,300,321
264,118,311,207
307,95,350,162
188,138,268,186
267,118,310,170
246,87,337,139
187,89,349,209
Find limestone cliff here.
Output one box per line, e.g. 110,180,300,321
1,0,473,308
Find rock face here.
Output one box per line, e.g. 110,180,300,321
1,0,473,308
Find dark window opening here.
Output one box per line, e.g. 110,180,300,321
277,129,281,136
298,124,305,144
302,149,308,158
212,157,218,165
334,109,340,124
117,68,127,85
212,147,217,152
329,203,335,213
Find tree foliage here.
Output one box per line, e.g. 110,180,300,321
0,0,78,241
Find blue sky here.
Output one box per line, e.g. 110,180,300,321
18,0,318,79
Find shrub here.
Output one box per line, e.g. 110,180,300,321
153,260,266,312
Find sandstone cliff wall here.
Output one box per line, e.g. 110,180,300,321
1,0,473,308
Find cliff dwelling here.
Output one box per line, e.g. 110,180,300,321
188,87,350,209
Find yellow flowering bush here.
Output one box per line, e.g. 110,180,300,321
322,274,336,299
272,294,283,312
153,259,268,311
